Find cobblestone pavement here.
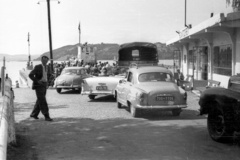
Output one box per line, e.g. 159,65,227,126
7,87,240,160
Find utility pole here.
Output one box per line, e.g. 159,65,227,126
185,0,187,27
38,0,59,72
28,32,31,62
47,0,53,72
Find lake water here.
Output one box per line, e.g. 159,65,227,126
0,59,173,87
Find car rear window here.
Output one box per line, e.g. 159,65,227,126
62,69,83,75
138,72,172,82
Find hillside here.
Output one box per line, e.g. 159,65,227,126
0,54,40,61
35,42,176,61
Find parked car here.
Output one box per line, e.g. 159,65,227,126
115,65,188,117
81,75,125,100
199,75,240,142
54,67,90,94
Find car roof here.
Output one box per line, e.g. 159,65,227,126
119,42,157,50
63,67,85,70
128,66,172,74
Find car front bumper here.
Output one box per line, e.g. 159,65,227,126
135,104,187,110
56,85,81,88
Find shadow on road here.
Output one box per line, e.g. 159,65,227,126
118,106,206,121
57,90,81,94
8,117,240,160
88,95,116,103
14,102,69,113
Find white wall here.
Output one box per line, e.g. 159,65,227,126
213,74,230,88
235,28,240,74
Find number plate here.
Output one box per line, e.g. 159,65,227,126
156,96,174,101
96,86,108,90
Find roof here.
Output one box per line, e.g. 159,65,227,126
166,13,226,45
129,66,172,74
119,42,157,50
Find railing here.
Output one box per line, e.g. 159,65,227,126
0,57,16,160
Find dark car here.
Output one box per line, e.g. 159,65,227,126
54,67,90,94
199,75,240,142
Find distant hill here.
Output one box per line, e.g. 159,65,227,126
35,42,176,61
0,54,40,61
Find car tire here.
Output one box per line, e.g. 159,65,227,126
172,109,181,116
89,95,96,100
78,88,82,94
130,104,139,117
207,106,234,142
56,88,62,94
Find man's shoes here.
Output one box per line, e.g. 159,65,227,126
44,113,53,121
45,117,53,121
30,115,39,119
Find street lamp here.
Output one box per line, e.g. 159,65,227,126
37,0,60,72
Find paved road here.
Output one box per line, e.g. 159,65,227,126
8,87,240,160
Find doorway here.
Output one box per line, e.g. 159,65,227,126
199,47,208,80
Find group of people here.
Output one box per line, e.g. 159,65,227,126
52,58,122,78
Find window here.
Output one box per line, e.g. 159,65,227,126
213,45,232,76
138,72,172,82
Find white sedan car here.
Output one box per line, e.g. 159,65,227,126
81,75,125,100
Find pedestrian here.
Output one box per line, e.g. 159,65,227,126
28,55,53,121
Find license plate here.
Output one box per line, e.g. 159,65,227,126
156,96,174,101
96,86,107,90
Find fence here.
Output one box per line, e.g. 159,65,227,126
0,57,16,160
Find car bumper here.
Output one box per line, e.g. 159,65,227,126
56,85,81,88
135,104,187,110
81,90,115,96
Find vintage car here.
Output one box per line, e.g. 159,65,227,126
115,65,188,117
199,75,240,142
81,42,159,101
54,67,90,94
81,75,125,100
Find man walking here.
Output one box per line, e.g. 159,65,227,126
29,55,53,121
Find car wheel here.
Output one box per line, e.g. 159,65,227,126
207,107,234,142
56,88,62,94
78,88,82,94
172,109,181,116
130,104,139,117
89,95,96,100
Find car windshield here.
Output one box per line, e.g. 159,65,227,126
61,69,85,75
138,72,172,82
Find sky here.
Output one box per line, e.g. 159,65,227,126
0,0,231,55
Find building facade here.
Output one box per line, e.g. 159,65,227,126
167,2,240,88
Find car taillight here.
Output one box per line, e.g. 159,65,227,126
138,93,147,105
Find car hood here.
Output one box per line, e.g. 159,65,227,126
134,82,180,93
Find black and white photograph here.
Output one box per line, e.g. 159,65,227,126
0,0,240,159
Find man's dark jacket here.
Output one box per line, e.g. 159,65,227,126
29,64,50,90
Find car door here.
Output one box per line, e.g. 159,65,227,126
121,71,134,105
